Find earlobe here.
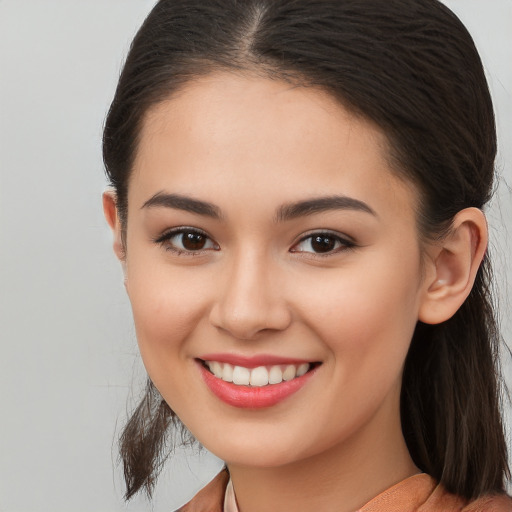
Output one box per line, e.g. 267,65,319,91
418,208,487,325
102,190,125,263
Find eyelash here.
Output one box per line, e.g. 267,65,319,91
154,227,219,255
154,228,356,256
290,231,356,257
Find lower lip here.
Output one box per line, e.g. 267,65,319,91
197,361,318,409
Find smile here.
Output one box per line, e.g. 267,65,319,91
205,361,310,387
197,357,320,408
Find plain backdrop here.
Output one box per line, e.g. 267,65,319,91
0,1,510,511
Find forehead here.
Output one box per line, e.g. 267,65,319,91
130,72,417,221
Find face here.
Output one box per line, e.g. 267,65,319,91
119,73,430,468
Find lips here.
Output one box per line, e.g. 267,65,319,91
197,354,319,408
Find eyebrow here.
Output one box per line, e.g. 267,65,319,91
275,195,376,222
141,192,376,221
141,192,222,219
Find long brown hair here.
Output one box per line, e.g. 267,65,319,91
103,0,510,500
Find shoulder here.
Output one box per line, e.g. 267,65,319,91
174,468,230,512
176,470,512,512
359,473,511,512
419,481,512,512
460,493,512,512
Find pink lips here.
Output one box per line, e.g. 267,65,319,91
197,354,318,409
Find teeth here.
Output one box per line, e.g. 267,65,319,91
206,361,311,387
283,365,297,381
297,363,309,377
250,366,269,387
210,361,223,379
232,366,250,385
222,363,234,382
268,365,283,385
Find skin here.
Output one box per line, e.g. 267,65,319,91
104,72,487,512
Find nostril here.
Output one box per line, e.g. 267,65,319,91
209,301,292,340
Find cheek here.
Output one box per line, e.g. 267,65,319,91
125,259,211,369
290,259,423,442
296,253,422,370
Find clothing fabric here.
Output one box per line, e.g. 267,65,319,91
175,469,512,512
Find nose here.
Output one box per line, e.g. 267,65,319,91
209,252,292,340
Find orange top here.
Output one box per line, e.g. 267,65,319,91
176,470,512,512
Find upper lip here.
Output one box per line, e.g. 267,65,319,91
198,353,315,368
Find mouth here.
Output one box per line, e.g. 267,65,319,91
196,356,321,408
201,360,317,387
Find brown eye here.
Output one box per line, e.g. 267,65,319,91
155,228,218,254
181,232,207,250
291,232,355,255
310,235,336,253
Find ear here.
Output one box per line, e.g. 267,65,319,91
418,208,488,325
102,190,125,264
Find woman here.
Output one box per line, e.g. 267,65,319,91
102,0,511,510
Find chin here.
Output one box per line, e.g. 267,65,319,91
190,422,316,469
218,445,302,469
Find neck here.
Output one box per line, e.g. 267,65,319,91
227,402,418,512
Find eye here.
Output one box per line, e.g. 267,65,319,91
154,228,219,254
290,232,355,255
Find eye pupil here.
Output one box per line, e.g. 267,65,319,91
182,232,206,250
311,235,335,253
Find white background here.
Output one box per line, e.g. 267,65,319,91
0,1,510,510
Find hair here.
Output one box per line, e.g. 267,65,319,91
103,0,510,501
